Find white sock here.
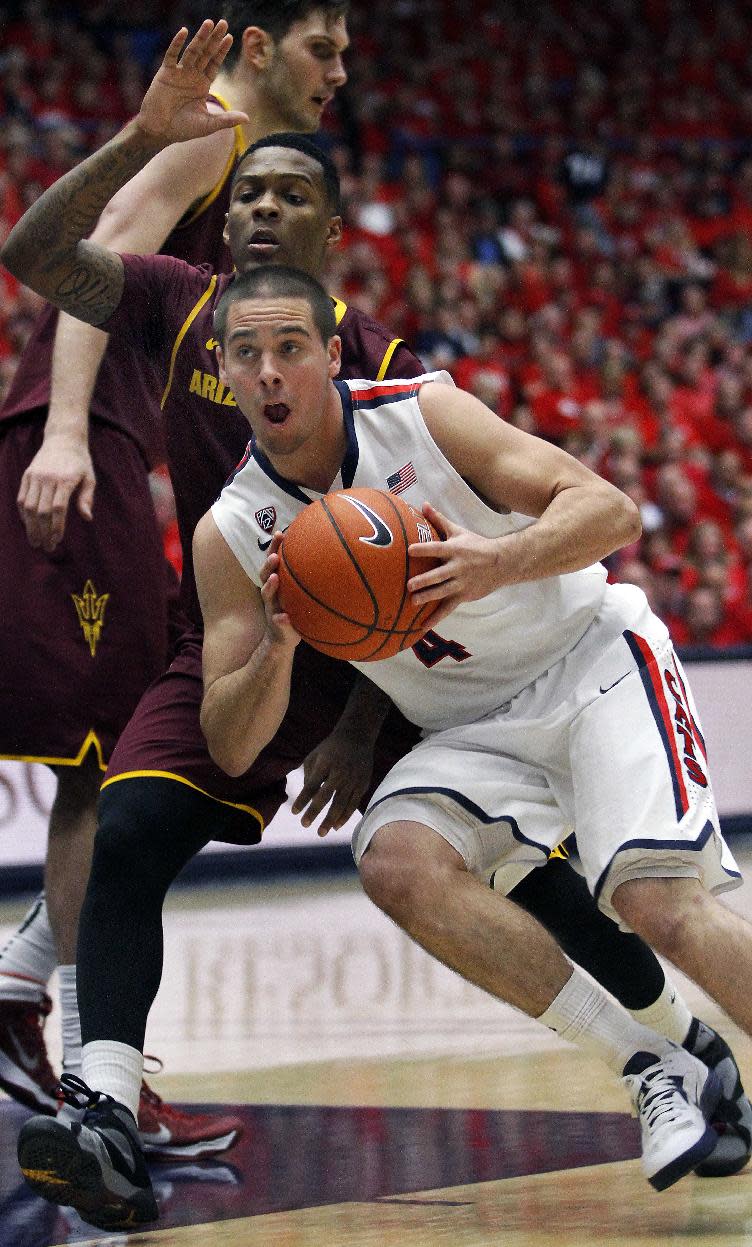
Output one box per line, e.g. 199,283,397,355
629,976,693,1045
81,1041,143,1123
0,893,56,1002
537,966,674,1075
58,965,82,1076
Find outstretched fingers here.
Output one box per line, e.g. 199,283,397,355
162,27,190,69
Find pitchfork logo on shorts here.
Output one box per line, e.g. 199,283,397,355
255,506,277,534
71,579,110,658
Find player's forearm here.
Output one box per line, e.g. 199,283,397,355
497,483,641,584
0,122,163,323
46,314,111,439
201,635,297,777
333,676,392,743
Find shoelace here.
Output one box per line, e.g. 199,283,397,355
58,1072,107,1112
635,1069,686,1133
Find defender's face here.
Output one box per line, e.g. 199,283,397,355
263,10,348,132
217,296,340,461
225,147,342,277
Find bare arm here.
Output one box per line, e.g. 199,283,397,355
1,21,246,324
409,382,641,620
18,127,238,552
195,520,301,777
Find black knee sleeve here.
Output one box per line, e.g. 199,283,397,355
77,778,215,1050
508,858,666,1010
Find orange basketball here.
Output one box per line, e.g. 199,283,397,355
277,487,441,661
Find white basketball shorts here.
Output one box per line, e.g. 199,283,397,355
352,583,741,925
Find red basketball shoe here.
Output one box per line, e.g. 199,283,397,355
0,995,58,1113
138,1079,244,1160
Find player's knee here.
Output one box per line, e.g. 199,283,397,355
611,876,704,958
358,822,466,920
358,834,414,918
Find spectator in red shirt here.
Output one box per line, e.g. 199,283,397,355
451,330,513,418
671,584,751,648
529,349,590,441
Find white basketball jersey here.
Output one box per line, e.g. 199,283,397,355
212,374,608,731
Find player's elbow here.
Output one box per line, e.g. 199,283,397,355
200,702,251,778
0,228,31,283
205,736,249,779
618,492,643,545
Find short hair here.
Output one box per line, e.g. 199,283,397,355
234,132,341,212
220,1,349,70
214,265,337,347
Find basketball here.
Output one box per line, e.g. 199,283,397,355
276,487,441,661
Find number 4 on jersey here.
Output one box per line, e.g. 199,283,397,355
412,629,471,668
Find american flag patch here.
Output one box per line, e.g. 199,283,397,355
386,462,417,495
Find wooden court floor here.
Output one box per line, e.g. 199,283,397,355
1,853,751,1247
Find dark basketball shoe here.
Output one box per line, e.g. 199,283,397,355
17,1074,158,1230
684,1018,752,1178
0,995,58,1113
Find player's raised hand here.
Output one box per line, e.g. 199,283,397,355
135,20,249,145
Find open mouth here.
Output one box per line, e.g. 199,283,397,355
248,229,280,257
312,94,331,110
264,403,290,424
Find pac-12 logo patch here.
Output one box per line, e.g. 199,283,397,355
255,506,277,533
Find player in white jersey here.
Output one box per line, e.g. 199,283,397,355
191,265,752,1194
213,364,735,908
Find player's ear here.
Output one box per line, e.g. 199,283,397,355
241,25,273,70
222,213,230,246
328,334,342,378
326,215,343,249
216,344,228,384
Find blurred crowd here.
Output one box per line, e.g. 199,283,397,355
3,0,752,647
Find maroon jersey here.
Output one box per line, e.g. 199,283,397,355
0,105,246,469
100,254,424,628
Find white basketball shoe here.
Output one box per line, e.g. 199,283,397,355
623,1046,721,1190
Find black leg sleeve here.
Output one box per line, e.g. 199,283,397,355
508,857,666,1010
77,778,232,1051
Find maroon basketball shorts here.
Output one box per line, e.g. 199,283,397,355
103,635,421,844
0,415,171,768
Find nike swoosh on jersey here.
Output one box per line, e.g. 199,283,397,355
258,537,272,551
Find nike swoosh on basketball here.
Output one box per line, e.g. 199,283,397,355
8,1030,41,1072
599,672,630,695
341,496,393,547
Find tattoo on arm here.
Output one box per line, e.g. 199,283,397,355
1,127,160,324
